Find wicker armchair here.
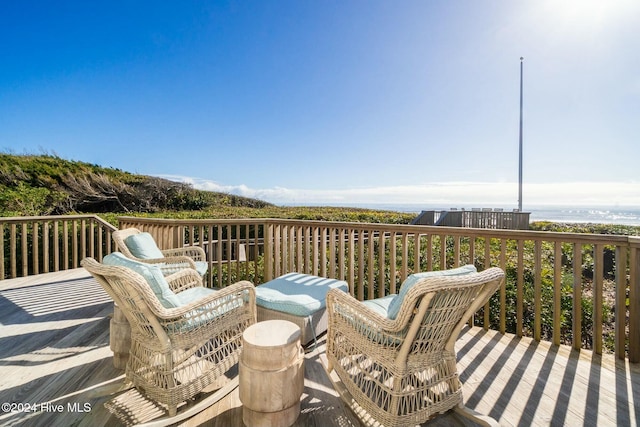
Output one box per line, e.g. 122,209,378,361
82,256,256,417
113,227,208,277
326,267,505,427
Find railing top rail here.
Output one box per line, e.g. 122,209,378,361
118,216,633,245
118,216,267,226
630,236,640,246
1,214,117,230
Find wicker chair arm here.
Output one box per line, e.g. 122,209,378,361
159,255,198,268
126,255,199,276
162,246,206,261
155,280,256,320
128,256,167,264
165,268,204,293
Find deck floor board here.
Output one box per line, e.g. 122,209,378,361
0,269,638,427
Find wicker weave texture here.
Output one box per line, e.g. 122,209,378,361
82,257,256,417
326,267,504,427
113,228,207,276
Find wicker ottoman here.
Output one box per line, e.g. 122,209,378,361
255,273,349,345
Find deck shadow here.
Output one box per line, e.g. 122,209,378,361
0,275,112,325
0,356,122,427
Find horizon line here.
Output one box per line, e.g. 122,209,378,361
156,174,640,208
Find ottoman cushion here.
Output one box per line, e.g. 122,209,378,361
256,273,349,345
255,272,349,316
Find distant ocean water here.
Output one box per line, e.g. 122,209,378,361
290,203,640,226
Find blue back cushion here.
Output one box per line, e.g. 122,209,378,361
124,232,164,259
103,252,180,308
386,264,477,319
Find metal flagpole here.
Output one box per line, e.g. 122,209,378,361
518,57,524,212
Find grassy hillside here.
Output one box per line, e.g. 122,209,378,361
3,153,639,231
0,153,416,224
0,153,271,216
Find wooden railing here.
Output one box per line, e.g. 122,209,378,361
0,215,117,279
2,214,638,363
120,216,639,363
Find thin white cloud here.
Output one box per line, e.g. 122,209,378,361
157,174,640,208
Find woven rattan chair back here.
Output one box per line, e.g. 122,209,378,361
82,257,256,417
326,267,505,427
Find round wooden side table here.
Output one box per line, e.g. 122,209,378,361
239,319,304,427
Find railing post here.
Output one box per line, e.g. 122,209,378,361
265,222,274,282
2,215,637,363
629,237,640,363
616,244,629,360
172,224,181,249
593,243,604,355
573,243,583,351
0,222,5,279
516,239,524,338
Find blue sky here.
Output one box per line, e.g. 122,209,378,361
2,1,639,207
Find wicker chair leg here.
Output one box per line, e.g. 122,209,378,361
454,403,500,427
389,376,403,419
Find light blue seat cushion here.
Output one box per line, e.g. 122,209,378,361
175,286,217,305
256,272,349,317
125,232,165,259
171,287,247,333
362,295,397,317
102,252,181,308
385,264,478,320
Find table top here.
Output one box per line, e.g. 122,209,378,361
243,319,301,348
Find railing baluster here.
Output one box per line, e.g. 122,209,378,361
367,229,375,300
453,235,460,267
0,222,5,279
357,229,365,301
54,220,60,272
378,231,386,295
413,232,421,278
320,226,327,278
348,229,355,297
573,243,583,351
338,228,345,281
629,241,639,363
426,234,433,271
500,239,507,334
33,221,39,275
2,215,637,362
517,239,524,337
615,245,628,359
216,224,224,284
63,220,69,270
553,241,563,346
21,222,28,277
330,227,338,278
43,221,49,273
534,240,542,342
10,223,17,278
439,234,446,269
289,224,296,274
594,243,604,355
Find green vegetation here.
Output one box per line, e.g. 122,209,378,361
3,152,638,354
0,153,414,224
0,152,270,216
530,220,640,236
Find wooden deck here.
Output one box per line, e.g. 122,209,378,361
1,270,638,427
